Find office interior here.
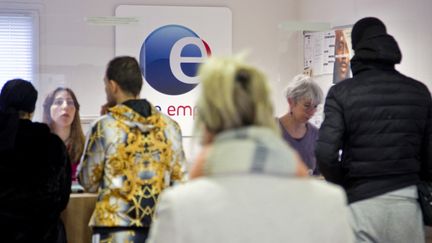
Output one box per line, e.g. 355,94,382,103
1,0,432,241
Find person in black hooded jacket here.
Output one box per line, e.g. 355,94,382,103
316,17,432,242
0,79,71,243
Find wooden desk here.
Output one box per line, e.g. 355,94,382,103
61,193,97,243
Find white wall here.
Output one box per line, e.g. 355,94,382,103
297,0,432,98
18,0,299,121
5,0,298,164
2,0,431,162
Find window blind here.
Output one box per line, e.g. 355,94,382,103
0,13,34,89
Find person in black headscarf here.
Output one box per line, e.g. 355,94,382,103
0,79,71,243
316,17,432,242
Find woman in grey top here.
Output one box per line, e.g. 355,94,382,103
278,74,323,175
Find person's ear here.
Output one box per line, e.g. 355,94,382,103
108,80,119,94
288,97,295,108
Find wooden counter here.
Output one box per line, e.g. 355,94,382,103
61,193,97,243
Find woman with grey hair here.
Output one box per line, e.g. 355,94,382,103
278,74,323,175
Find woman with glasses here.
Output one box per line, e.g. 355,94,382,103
278,74,323,175
43,87,85,183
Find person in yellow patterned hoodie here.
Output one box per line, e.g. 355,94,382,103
78,56,187,242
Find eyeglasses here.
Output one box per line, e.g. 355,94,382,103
301,102,318,112
53,98,75,107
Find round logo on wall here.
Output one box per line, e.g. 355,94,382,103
140,25,211,95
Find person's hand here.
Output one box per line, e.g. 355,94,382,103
294,153,309,177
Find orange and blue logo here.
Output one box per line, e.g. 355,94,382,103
140,25,211,95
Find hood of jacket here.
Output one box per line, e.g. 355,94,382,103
350,35,402,75
0,112,50,151
108,99,161,133
350,17,402,75
204,126,298,177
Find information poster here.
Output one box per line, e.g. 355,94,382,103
304,27,352,81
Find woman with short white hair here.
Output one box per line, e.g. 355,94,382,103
278,74,323,175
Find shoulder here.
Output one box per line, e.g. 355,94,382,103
25,121,50,134
400,74,432,97
308,179,345,194
28,122,67,163
298,179,348,205
87,114,116,132
25,121,63,145
159,112,183,135
92,114,114,126
328,77,356,95
160,112,181,127
307,122,319,132
159,178,219,206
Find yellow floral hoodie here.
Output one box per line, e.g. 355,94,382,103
79,99,186,227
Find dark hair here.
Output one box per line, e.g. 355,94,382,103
43,87,85,163
0,79,37,113
105,56,143,96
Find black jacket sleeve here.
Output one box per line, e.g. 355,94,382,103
420,95,432,181
315,86,346,185
55,138,71,213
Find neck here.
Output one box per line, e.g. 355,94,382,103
52,124,71,142
283,113,306,129
281,113,307,138
116,93,138,104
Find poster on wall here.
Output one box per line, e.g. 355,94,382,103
332,28,352,83
303,31,335,76
303,26,352,83
115,5,232,136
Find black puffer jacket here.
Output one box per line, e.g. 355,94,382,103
0,116,71,242
316,31,432,204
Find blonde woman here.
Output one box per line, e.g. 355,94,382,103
43,87,85,183
147,56,353,243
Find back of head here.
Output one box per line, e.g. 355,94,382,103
196,56,276,134
0,79,37,150
0,79,37,113
106,56,143,96
351,17,387,50
350,17,401,67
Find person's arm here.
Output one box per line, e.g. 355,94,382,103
169,122,188,184
315,86,345,184
293,152,309,177
78,121,105,192
420,96,432,181
56,137,72,212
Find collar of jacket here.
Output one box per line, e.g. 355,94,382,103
350,34,401,75
204,126,298,177
350,60,396,75
108,101,164,133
